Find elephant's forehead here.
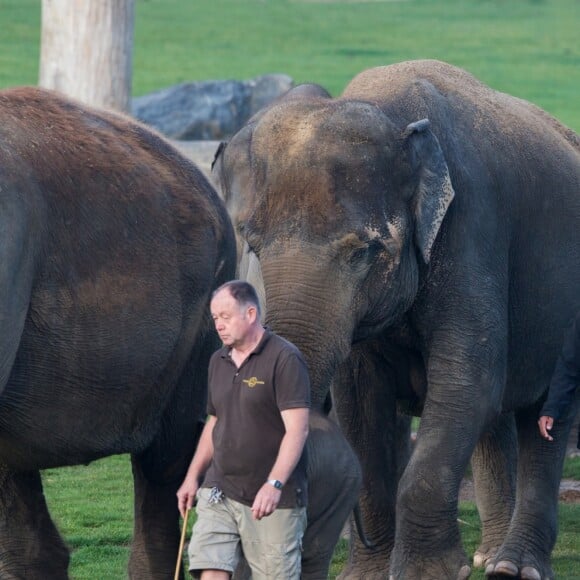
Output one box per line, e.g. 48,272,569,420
254,116,319,161
253,101,386,162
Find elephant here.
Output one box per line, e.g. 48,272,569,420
0,86,236,579
211,60,580,579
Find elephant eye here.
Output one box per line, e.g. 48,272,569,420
349,246,369,264
367,238,384,257
348,239,383,266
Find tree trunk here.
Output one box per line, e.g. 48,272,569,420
39,0,135,113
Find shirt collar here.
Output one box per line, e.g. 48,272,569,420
219,326,272,359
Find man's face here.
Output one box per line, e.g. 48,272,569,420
210,289,255,347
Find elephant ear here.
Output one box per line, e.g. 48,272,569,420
404,119,455,264
211,141,227,172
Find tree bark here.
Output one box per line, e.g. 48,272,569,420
39,0,135,113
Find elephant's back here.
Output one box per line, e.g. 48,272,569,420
343,59,579,157
0,85,232,256
0,87,225,361
0,87,235,466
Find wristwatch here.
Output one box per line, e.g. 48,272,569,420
267,479,283,490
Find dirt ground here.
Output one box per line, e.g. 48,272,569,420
459,475,580,504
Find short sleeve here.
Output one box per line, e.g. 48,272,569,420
540,314,580,420
274,350,311,411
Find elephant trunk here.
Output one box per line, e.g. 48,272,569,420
261,251,356,411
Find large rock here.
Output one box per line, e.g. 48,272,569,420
132,74,293,140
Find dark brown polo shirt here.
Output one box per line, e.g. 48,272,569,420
202,328,310,508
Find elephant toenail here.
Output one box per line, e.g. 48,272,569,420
473,552,486,568
520,567,541,580
494,560,519,576
457,564,471,579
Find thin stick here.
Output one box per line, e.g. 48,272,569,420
174,508,190,580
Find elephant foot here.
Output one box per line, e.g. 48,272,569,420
339,566,389,580
484,554,553,580
389,539,471,580
337,544,393,580
388,564,471,580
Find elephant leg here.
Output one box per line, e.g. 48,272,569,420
129,416,205,580
232,555,252,580
129,456,184,579
129,323,214,580
484,404,574,580
470,413,517,569
333,341,412,580
301,412,362,580
0,465,69,579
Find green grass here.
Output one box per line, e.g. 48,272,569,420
562,456,580,480
43,456,133,579
1,0,579,131
329,501,580,579
43,454,580,579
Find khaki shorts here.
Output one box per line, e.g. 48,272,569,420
188,487,306,579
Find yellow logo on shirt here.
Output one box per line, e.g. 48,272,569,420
243,377,265,388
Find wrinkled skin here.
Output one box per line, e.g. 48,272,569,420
234,411,363,580
213,61,580,579
0,87,236,579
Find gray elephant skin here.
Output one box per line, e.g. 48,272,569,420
0,87,236,579
212,60,580,579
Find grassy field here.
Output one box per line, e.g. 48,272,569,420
1,0,579,131
43,454,580,579
4,0,580,577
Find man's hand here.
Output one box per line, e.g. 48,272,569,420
176,477,198,518
250,406,308,520
538,415,554,441
251,482,282,520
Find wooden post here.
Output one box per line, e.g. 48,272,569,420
39,0,135,113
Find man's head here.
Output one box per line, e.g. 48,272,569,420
210,280,262,348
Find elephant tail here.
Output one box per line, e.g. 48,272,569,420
353,501,376,550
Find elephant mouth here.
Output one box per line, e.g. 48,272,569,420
352,326,373,343
353,318,386,343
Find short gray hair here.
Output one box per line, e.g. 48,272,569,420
213,280,262,318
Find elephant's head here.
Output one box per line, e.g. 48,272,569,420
213,86,454,410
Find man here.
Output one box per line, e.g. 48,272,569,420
538,311,580,447
177,280,310,579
